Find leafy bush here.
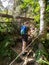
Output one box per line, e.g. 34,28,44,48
0,22,20,59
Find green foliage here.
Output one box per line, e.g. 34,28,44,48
43,39,49,50
35,49,47,61
35,50,42,60
0,22,19,59
34,14,40,22
46,5,49,12
35,39,49,65
0,0,49,64
35,49,49,65
37,59,49,65
20,0,40,26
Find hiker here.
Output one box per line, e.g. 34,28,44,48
20,22,29,54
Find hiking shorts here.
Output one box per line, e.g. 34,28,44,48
22,34,28,42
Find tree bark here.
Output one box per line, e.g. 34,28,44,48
39,0,47,39
36,1,47,65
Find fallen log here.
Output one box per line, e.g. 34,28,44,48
0,13,34,20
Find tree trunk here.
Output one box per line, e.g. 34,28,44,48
39,0,47,39
36,1,47,65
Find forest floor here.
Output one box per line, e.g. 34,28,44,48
0,33,49,65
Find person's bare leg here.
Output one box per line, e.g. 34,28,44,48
22,40,26,53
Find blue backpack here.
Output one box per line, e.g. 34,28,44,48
20,25,27,35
